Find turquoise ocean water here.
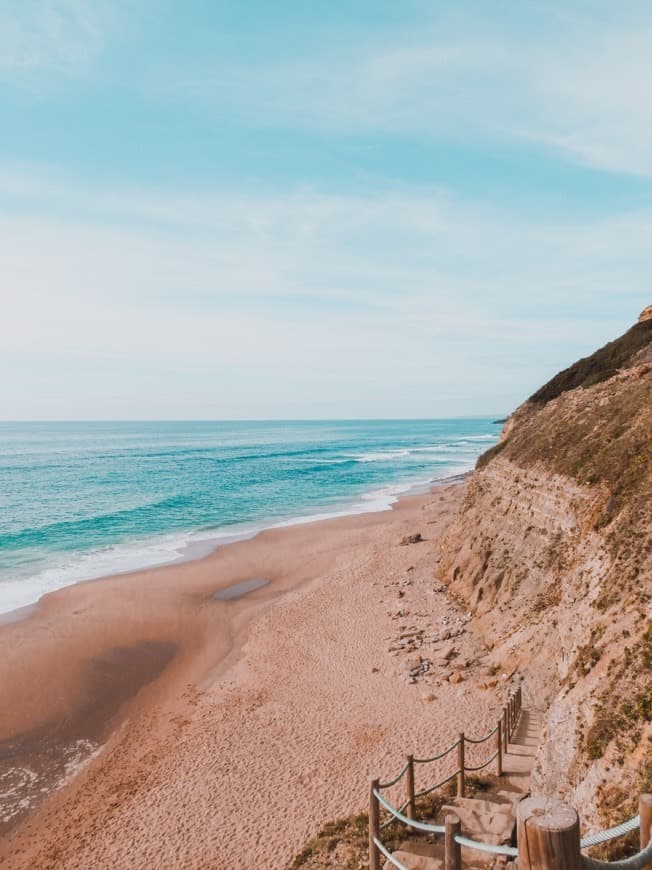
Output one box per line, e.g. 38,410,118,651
0,420,498,615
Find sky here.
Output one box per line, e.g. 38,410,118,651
1,1,651,420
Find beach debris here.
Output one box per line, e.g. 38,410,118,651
400,532,423,545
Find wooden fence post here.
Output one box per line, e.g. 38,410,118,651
445,813,462,870
507,692,514,742
641,793,652,870
496,718,503,777
503,706,508,753
517,796,581,869
457,733,465,798
369,777,381,870
406,755,416,830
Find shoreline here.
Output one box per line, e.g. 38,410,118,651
0,475,503,869
0,469,471,623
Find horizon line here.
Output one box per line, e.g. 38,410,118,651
0,415,508,424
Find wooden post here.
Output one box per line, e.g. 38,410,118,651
445,813,462,870
369,777,381,870
496,718,503,776
517,796,581,869
406,754,416,830
510,693,515,735
457,732,465,798
503,706,508,753
641,794,652,870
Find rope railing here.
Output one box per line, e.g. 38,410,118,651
464,723,499,744
454,833,518,857
374,789,445,834
368,687,652,869
464,750,499,773
414,770,459,800
377,761,411,790
373,788,649,870
379,796,411,830
369,685,523,869
412,739,460,765
373,837,408,870
581,815,641,849
581,837,652,870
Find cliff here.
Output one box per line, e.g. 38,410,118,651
437,311,652,834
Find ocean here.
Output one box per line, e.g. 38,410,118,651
0,419,498,615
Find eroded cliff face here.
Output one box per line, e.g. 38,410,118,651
438,316,652,832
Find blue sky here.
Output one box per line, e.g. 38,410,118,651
1,1,651,419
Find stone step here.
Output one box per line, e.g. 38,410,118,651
383,840,443,870
447,795,516,814
384,839,490,870
441,798,516,846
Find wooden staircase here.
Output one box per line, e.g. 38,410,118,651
385,708,543,869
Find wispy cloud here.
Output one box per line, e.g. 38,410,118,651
0,0,107,74
1,163,649,417
163,9,652,178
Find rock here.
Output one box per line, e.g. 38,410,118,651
400,533,423,545
438,644,456,661
421,693,436,703
371,667,380,673
639,304,652,323
399,629,423,640
449,672,464,684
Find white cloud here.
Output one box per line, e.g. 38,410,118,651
1,164,649,418
0,0,107,74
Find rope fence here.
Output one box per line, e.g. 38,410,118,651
581,815,641,849
369,685,652,869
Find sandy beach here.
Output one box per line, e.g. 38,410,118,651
0,480,507,869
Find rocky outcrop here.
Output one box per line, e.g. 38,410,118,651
437,311,652,833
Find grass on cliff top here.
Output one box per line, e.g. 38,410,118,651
529,319,652,404
477,369,651,506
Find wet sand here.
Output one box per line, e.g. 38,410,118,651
0,480,503,869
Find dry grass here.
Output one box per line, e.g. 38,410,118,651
287,786,457,869
529,319,652,404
